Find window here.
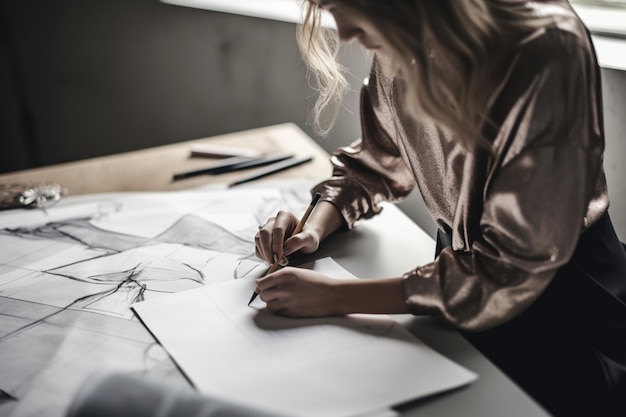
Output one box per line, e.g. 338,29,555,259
569,0,626,70
570,0,626,37
572,0,626,6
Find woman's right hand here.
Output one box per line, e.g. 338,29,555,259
255,210,321,266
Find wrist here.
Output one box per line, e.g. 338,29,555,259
309,201,344,242
334,280,354,315
334,278,409,315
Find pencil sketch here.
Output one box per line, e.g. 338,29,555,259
133,257,477,417
0,185,311,417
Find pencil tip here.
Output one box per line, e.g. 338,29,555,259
248,292,258,306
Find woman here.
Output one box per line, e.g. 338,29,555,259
255,1,626,415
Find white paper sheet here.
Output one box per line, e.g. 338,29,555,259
133,257,477,417
0,183,312,417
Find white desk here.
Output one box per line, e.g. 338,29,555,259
0,124,548,417
313,203,548,417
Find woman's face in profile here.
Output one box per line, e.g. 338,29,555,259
311,0,390,55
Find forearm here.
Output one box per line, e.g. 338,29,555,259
306,203,409,315
307,201,346,242
336,278,409,315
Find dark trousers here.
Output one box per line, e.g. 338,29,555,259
436,213,626,417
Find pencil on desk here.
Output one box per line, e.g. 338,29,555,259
189,144,263,159
248,192,322,306
172,156,257,181
209,153,294,175
229,155,313,187
172,154,295,181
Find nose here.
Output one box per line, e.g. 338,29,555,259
333,14,363,42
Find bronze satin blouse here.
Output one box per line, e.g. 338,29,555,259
312,0,609,331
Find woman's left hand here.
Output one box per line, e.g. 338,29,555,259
255,267,346,317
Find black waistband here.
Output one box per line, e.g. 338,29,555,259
435,212,626,304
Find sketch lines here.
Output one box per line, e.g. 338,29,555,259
0,186,310,417
0,188,307,320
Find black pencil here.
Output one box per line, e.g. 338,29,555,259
172,156,257,181
208,153,294,175
229,155,313,187
172,154,296,181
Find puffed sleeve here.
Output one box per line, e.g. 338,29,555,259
311,64,415,229
403,30,606,331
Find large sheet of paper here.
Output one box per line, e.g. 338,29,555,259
0,184,312,417
133,257,477,417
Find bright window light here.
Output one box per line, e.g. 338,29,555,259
160,0,625,70
571,0,626,37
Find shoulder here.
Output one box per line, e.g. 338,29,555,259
512,2,597,73
491,2,599,117
486,4,604,153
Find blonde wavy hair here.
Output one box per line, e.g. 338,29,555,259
297,0,550,147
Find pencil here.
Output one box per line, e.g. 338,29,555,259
208,153,294,175
172,156,257,181
248,192,322,306
229,155,313,187
189,144,262,159
172,154,294,181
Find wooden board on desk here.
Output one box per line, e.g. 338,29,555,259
0,123,332,196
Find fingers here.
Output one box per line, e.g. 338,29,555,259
271,211,293,263
255,268,341,318
255,214,278,264
254,232,275,265
255,269,283,293
284,231,318,256
255,211,298,264
256,271,287,312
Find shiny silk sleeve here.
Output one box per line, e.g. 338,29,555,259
403,29,607,331
311,70,416,229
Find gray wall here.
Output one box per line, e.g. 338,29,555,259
1,0,624,240
0,0,320,170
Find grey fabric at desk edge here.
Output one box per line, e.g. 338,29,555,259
67,373,288,417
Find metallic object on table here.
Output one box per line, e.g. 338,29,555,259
0,183,66,212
